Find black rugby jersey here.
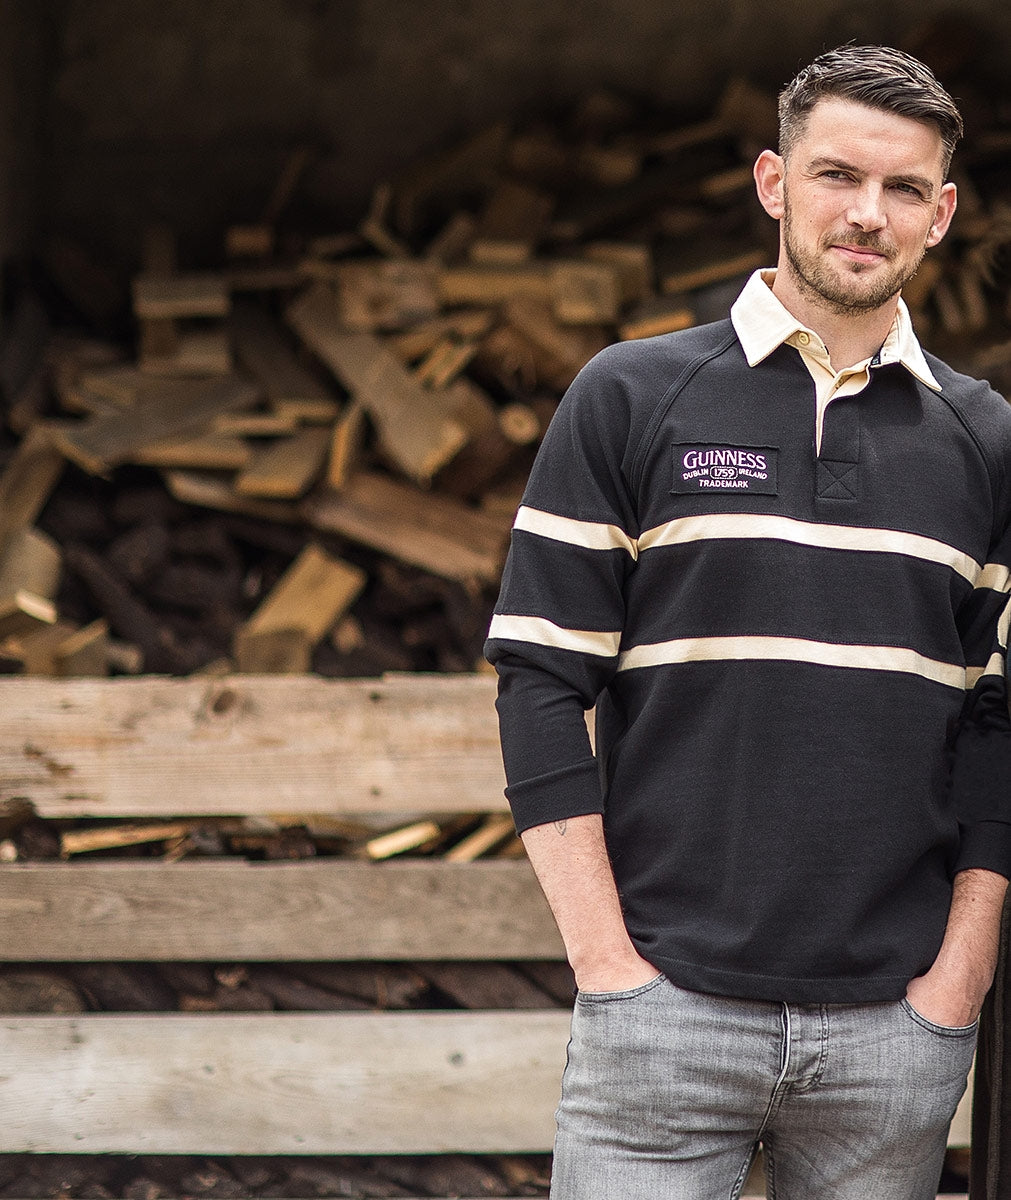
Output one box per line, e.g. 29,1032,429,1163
486,310,1011,1004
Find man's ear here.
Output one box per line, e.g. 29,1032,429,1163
925,181,957,249
754,150,786,221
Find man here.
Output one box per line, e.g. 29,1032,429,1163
485,45,1011,1200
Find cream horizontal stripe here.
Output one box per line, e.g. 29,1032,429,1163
513,506,637,558
637,513,979,582
488,614,622,657
617,634,967,690
966,652,1004,689
981,562,1011,593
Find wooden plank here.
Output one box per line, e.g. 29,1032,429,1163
50,376,260,475
287,285,467,485
0,1011,568,1153
233,426,331,499
303,470,510,585
0,673,507,817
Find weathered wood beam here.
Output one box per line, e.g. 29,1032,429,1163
0,859,560,961
0,673,506,817
0,1011,568,1154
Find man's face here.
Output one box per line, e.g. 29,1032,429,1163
760,97,955,315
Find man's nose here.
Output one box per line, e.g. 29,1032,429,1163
846,184,887,231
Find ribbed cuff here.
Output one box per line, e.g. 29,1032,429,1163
505,756,604,834
954,820,1011,879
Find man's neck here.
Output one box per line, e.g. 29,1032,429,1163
770,266,899,373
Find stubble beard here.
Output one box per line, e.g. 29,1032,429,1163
781,198,927,316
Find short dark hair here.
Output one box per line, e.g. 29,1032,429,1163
778,44,963,175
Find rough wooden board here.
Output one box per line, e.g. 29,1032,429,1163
50,376,260,475
233,426,331,499
0,1011,568,1153
231,300,337,409
132,273,230,319
287,285,466,485
303,471,511,585
0,673,507,817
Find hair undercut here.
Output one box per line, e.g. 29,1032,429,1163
778,44,963,175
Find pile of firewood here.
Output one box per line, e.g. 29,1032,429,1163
3,70,1011,684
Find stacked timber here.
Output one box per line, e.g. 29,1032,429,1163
6,73,1011,684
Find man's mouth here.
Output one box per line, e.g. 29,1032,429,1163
828,241,892,265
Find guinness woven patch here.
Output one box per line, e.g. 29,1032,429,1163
672,443,778,494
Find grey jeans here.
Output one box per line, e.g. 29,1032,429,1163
550,974,976,1200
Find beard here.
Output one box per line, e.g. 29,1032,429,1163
781,196,927,315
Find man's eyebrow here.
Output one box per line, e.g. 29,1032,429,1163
805,156,936,198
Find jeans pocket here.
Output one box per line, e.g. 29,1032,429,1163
899,997,978,1038
575,972,666,1004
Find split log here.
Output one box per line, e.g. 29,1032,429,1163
164,469,304,524
235,543,366,673
233,425,331,499
434,380,525,501
287,284,467,485
303,471,511,585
